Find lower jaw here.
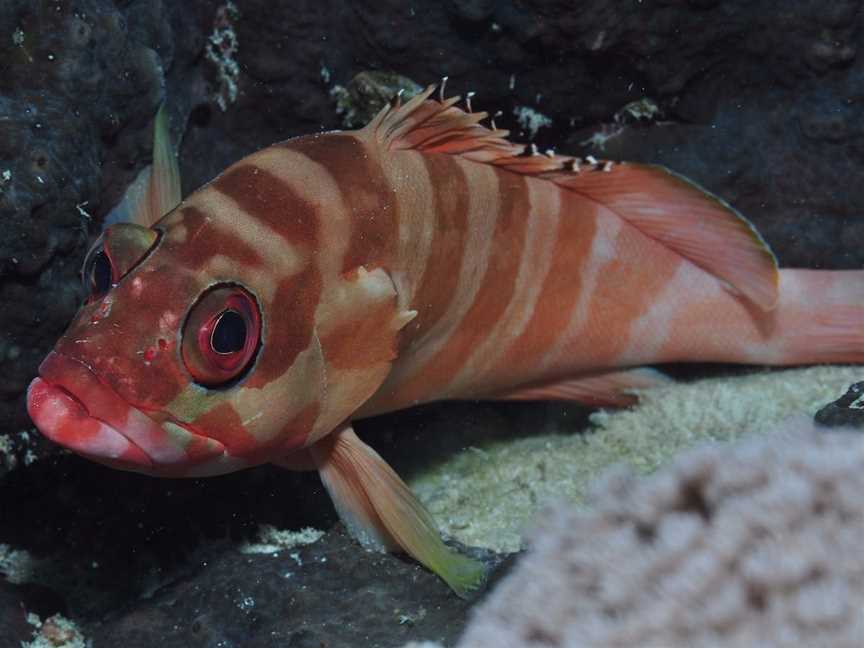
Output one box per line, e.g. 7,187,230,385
27,377,154,469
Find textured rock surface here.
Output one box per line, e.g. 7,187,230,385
815,381,864,428
0,450,512,647
0,0,210,436
85,527,507,648
454,423,864,648
0,580,33,645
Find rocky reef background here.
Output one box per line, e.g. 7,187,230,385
1,1,862,646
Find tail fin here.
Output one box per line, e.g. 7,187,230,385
767,269,864,365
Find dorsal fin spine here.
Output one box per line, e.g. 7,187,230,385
363,82,779,310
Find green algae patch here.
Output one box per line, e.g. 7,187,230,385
407,366,861,553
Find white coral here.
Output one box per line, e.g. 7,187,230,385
454,420,864,647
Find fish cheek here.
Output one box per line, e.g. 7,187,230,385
238,328,326,452
181,328,326,461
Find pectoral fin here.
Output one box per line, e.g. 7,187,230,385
105,104,181,228
309,423,486,597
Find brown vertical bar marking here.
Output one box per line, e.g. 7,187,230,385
394,169,531,402
169,206,264,270
283,134,399,272
245,263,322,388
499,190,597,369
212,163,319,247
402,153,471,344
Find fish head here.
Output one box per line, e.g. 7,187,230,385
26,205,327,477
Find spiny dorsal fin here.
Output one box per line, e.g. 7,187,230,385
363,85,779,311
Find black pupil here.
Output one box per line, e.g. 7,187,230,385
211,310,247,354
90,251,112,295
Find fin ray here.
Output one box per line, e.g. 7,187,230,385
495,367,673,407
365,85,779,310
127,104,181,227
309,425,487,597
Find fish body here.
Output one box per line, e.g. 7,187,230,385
26,88,864,594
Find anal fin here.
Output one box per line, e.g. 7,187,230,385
495,367,673,407
308,424,486,597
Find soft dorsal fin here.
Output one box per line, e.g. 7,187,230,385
364,86,779,310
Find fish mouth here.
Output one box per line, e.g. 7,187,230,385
27,351,224,475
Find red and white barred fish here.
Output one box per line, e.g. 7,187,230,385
26,87,864,595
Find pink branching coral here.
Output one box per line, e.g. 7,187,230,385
456,419,864,648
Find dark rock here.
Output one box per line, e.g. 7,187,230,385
0,581,33,645
815,382,864,429
86,527,511,648
0,446,513,646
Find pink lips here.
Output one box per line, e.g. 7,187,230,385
28,375,153,469
27,352,223,473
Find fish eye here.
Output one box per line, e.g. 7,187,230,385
80,224,159,303
89,251,113,295
182,285,261,387
82,242,116,302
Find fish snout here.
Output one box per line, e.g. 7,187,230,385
27,352,224,474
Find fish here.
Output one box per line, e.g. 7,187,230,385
26,87,864,596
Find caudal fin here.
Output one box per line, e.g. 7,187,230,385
768,269,864,365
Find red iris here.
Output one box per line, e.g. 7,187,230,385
182,286,260,386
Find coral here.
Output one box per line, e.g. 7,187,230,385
238,524,324,554
0,542,38,584
204,1,241,111
453,421,864,648
512,105,553,138
22,612,88,648
330,71,423,129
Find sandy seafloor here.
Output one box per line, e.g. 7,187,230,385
403,365,861,553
